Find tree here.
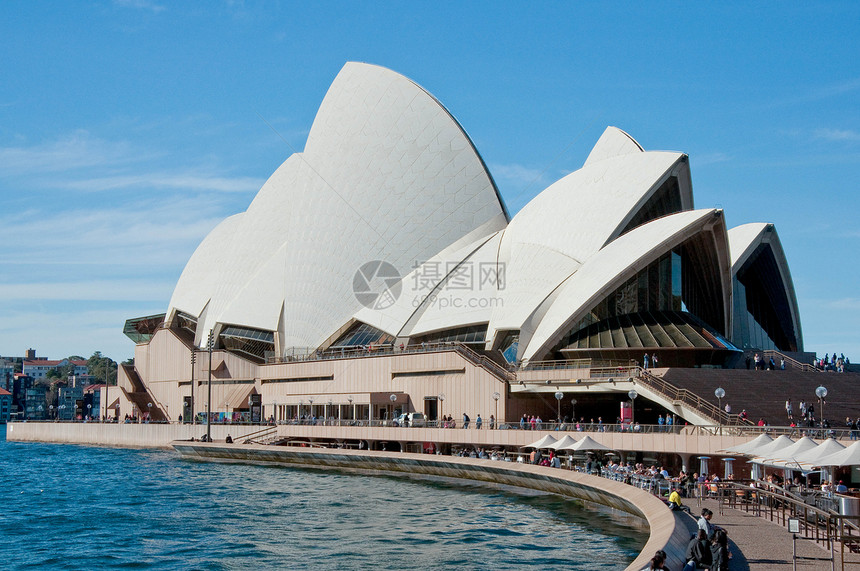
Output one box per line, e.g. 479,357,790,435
87,351,117,385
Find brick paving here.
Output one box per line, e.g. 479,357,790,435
688,498,858,570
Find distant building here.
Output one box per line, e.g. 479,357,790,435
9,373,33,420
0,388,11,423
0,359,14,393
23,358,89,381
57,384,83,420
23,387,47,420
83,384,105,420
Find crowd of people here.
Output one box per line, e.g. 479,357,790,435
815,352,850,372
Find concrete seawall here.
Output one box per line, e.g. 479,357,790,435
173,442,694,571
5,422,262,447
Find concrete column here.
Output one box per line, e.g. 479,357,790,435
681,454,693,473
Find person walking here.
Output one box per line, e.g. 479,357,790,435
462,412,470,429
785,399,793,420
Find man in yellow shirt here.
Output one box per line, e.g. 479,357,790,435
668,486,688,512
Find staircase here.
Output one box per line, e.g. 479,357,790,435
121,363,168,422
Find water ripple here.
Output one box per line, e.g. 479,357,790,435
1,428,646,570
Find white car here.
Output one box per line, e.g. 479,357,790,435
391,412,425,427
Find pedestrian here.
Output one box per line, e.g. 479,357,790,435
709,530,730,571
643,353,650,370
652,353,658,368
489,414,495,429
462,412,470,429
785,399,793,420
475,414,482,429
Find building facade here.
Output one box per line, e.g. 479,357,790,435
119,63,803,427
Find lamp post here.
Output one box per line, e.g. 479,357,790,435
348,395,353,423
49,404,54,420
571,398,577,423
190,350,196,424
147,402,152,422
299,400,304,423
87,403,92,420
327,399,333,425
116,403,120,422
492,392,500,428
816,385,827,426
715,387,725,433
103,354,109,423
628,390,638,428
554,391,563,426
207,329,214,442
389,393,397,420
438,393,445,425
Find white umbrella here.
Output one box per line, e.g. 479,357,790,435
813,441,860,468
560,435,612,452
744,435,794,458
771,438,845,470
525,434,558,449
755,437,819,468
548,434,578,450
721,433,773,454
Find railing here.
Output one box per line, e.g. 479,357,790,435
240,425,279,444
635,368,750,427
707,481,860,565
452,343,514,381
762,349,818,372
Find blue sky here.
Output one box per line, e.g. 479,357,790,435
1,1,858,364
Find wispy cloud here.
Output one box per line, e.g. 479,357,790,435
113,0,165,13
692,152,730,167
0,196,227,267
827,298,860,311
0,280,173,302
0,131,147,174
491,163,548,187
64,172,264,193
813,128,860,142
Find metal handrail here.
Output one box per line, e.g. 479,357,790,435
635,368,751,427
762,349,818,372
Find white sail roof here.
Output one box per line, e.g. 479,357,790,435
167,62,507,352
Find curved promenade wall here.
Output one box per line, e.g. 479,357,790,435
172,442,693,571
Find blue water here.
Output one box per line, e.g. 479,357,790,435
0,426,647,569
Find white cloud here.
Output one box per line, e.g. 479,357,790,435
113,0,165,13
64,172,264,193
813,128,860,142
827,298,860,311
491,162,547,187
0,196,227,267
0,131,146,174
0,280,173,302
691,152,730,167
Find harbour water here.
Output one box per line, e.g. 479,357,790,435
0,427,647,569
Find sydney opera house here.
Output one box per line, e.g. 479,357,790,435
119,63,803,428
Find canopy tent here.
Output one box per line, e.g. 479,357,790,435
743,435,794,458
753,437,819,468
559,435,613,452
813,441,860,468
548,434,578,450
720,433,773,454
771,438,845,470
524,434,558,449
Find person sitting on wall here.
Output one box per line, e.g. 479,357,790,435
668,486,689,513
225,434,233,444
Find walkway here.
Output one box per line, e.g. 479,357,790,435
693,498,858,570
